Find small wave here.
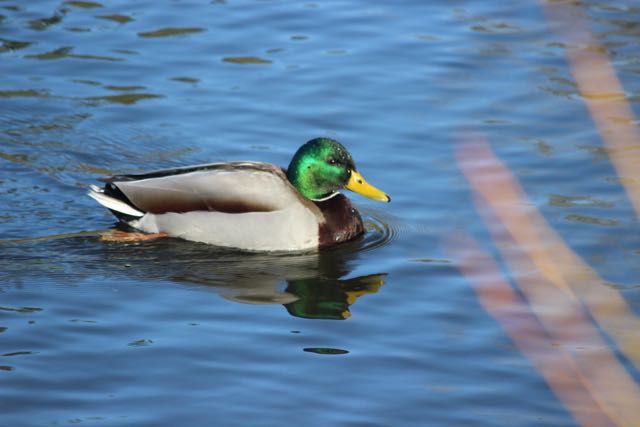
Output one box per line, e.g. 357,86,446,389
354,206,408,253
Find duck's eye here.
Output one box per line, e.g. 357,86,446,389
327,158,337,166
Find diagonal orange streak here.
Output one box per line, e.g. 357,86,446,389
456,139,640,427
446,232,616,427
456,140,640,371
542,0,640,216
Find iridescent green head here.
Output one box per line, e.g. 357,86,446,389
286,138,390,202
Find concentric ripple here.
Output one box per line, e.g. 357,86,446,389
352,206,403,253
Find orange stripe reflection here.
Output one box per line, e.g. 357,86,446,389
445,2,640,425
542,0,640,217
454,139,640,427
446,232,615,427
456,141,640,371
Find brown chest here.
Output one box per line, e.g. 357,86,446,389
315,194,364,249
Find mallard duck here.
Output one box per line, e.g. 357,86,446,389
88,137,390,251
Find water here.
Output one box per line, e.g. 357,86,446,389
2,1,640,426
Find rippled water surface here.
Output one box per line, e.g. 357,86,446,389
2,1,640,426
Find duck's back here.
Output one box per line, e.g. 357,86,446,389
104,162,298,215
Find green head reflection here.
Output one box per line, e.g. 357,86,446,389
284,273,386,320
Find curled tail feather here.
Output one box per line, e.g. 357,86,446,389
88,185,144,218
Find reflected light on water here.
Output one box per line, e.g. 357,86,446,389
543,0,640,217
446,232,616,427
450,136,640,426
446,3,640,425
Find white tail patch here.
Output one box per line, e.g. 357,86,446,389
87,186,145,217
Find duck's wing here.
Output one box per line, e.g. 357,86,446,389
89,162,308,218
103,161,274,182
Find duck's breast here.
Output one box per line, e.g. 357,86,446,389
315,194,364,249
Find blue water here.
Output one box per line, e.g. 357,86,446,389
2,1,640,426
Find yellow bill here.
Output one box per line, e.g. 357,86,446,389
346,170,391,203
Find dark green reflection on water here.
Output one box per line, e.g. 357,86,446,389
26,47,123,62
84,93,163,105
0,90,48,98
222,56,273,65
547,194,614,208
565,213,619,227
28,14,64,31
0,307,43,314
0,39,32,53
138,27,205,38
285,273,384,320
303,347,349,355
170,76,200,84
65,1,103,8
95,15,134,24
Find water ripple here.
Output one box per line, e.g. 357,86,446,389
357,211,399,253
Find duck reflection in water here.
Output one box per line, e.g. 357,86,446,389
100,235,386,320
283,272,384,320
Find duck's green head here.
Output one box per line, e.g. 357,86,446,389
286,137,390,203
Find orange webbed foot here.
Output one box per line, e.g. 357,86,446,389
100,230,169,242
